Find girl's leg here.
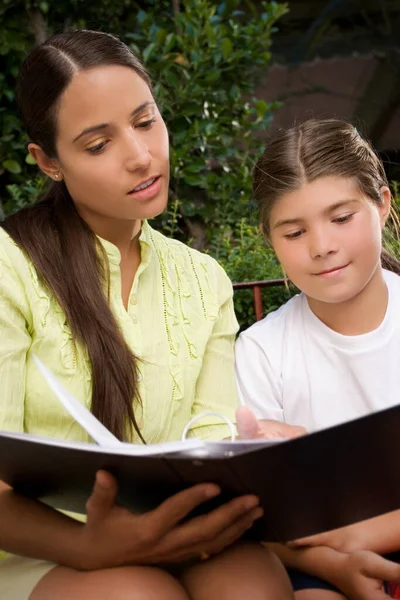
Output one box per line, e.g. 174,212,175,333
180,542,294,600
30,564,190,600
295,592,346,600
288,568,347,600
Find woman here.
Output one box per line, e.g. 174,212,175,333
0,29,293,600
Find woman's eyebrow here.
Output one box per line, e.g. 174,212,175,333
72,101,155,143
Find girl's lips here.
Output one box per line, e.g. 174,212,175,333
315,263,350,278
128,176,161,201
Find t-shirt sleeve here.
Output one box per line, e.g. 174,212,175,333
0,241,32,432
235,327,284,422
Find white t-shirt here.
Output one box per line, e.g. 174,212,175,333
235,269,400,432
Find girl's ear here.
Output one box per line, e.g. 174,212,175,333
379,186,391,228
28,143,63,181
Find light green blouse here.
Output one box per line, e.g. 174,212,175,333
0,220,239,445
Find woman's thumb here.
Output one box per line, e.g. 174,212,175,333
86,470,118,522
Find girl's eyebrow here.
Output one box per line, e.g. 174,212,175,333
272,199,360,230
72,101,155,143
325,198,360,214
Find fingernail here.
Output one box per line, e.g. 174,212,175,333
253,507,264,520
244,496,259,509
205,485,220,498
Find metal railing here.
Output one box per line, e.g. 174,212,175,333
232,278,286,322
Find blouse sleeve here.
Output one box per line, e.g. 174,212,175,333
0,240,32,432
188,261,239,441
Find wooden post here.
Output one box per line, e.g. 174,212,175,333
253,286,263,321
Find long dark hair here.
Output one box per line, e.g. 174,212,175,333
2,30,153,441
253,118,400,275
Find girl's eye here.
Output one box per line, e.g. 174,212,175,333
87,141,107,154
284,230,303,240
333,213,355,224
137,118,156,129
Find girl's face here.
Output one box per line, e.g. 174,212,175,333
36,65,170,228
269,176,390,305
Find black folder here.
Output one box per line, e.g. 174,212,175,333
2,402,400,542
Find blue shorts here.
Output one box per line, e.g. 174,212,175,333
288,551,400,593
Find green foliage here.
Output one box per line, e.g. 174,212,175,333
135,0,287,238
210,218,294,328
0,0,287,233
3,176,47,217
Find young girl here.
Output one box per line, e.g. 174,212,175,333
235,118,400,599
0,29,294,600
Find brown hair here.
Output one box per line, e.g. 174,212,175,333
2,30,153,441
253,118,400,275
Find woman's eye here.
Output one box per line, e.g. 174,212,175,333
87,141,107,154
137,118,156,129
284,230,303,240
333,213,354,224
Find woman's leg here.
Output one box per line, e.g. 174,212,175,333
180,542,294,600
29,564,190,600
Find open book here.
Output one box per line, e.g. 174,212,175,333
1,358,400,542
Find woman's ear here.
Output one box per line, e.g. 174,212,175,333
379,186,391,228
28,143,63,181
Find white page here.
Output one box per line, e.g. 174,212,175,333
0,429,205,456
33,357,284,458
34,356,122,448
33,356,204,455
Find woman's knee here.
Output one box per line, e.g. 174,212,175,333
181,542,294,599
30,564,189,600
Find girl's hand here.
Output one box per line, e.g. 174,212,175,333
288,526,354,553
78,470,264,570
236,406,307,440
332,551,400,599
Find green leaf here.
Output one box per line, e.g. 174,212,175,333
204,69,221,83
142,43,156,63
164,70,179,88
155,28,167,46
3,159,21,174
25,154,36,165
164,33,176,53
221,38,233,59
255,99,268,118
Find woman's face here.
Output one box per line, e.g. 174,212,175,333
52,64,170,227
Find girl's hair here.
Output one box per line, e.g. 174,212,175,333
2,29,153,441
253,118,400,275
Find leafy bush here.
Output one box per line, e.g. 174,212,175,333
210,218,294,328
0,0,288,234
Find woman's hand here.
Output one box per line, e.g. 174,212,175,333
78,470,264,570
236,406,307,440
331,551,400,599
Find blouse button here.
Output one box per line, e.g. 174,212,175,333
130,294,137,305
131,315,138,324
